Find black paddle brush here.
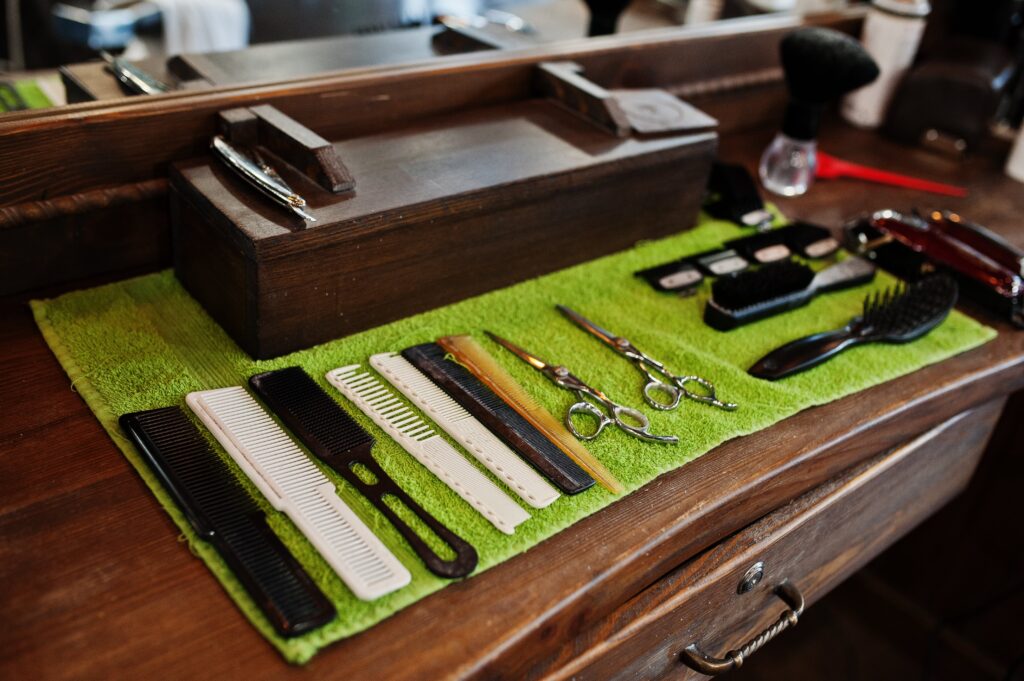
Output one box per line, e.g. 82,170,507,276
706,257,876,330
749,274,958,380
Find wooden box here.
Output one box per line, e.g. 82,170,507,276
171,68,717,358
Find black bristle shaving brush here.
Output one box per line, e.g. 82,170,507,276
760,27,879,197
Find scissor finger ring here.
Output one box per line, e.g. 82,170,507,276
566,400,610,440
676,376,738,411
642,380,683,411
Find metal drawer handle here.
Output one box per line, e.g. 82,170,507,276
680,581,805,675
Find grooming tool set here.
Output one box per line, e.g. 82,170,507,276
326,364,531,535
121,208,972,640
248,367,478,578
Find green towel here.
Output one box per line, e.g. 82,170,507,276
31,215,995,663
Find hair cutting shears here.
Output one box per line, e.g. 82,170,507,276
485,331,678,444
556,305,738,412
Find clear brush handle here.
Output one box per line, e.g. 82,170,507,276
759,133,818,197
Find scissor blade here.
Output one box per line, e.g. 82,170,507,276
556,305,620,349
484,331,550,372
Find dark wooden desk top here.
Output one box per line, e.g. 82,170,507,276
2,121,1023,679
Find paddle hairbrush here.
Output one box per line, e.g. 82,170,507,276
706,257,876,330
748,274,958,380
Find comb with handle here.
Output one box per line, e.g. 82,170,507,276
370,352,559,509
186,386,411,600
326,365,531,535
401,343,595,495
120,406,336,637
437,334,625,494
248,367,477,579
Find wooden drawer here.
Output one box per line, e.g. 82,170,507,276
548,398,1005,680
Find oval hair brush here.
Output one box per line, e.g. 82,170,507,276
748,274,958,380
705,257,876,331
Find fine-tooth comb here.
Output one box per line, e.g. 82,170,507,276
401,343,595,495
120,407,335,637
186,387,411,600
370,352,559,509
326,365,531,535
749,274,958,380
248,367,478,579
437,335,625,495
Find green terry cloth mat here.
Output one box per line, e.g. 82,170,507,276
31,215,996,664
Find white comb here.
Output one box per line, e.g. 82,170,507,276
370,352,559,509
186,386,411,600
326,365,530,535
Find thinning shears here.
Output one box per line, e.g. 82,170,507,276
485,331,678,444
557,305,738,412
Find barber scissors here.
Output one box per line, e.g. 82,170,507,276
557,305,738,412
485,331,678,444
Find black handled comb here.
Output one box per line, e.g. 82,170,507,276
119,407,335,637
749,274,958,380
248,367,478,579
401,343,595,495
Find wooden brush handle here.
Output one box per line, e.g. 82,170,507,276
748,328,862,380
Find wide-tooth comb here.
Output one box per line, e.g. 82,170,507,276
248,367,478,579
437,335,625,495
370,352,559,509
120,407,335,637
401,343,595,495
186,387,411,600
326,365,531,535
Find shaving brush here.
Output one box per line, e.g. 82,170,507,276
760,27,880,196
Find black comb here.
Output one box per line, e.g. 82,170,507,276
119,406,335,637
749,274,958,380
249,367,478,579
401,343,595,495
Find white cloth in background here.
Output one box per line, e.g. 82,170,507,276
152,0,250,57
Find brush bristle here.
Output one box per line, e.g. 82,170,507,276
778,27,879,139
711,260,815,311
781,27,879,102
862,274,958,339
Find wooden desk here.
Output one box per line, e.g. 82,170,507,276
1,119,1022,679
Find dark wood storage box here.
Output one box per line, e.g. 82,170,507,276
171,94,716,358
